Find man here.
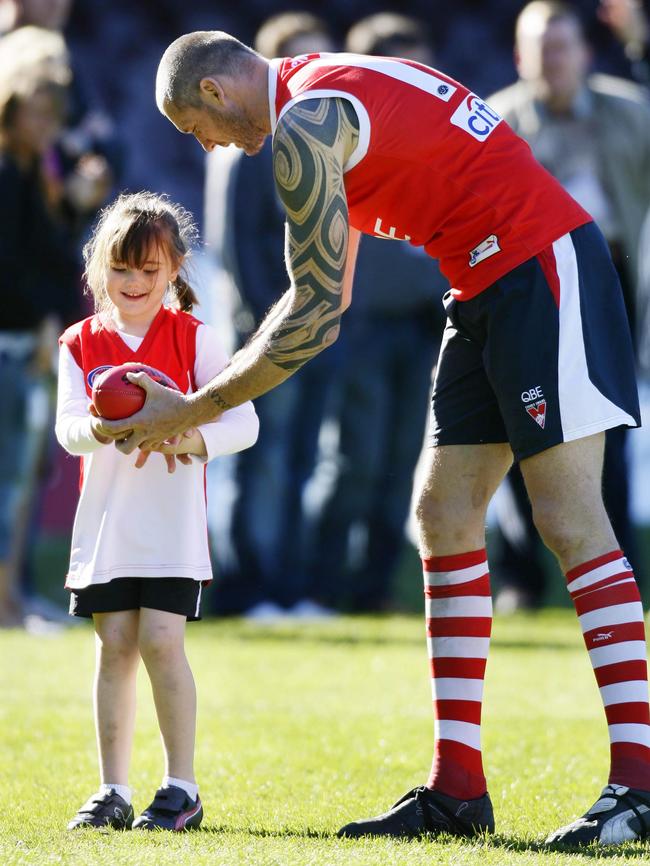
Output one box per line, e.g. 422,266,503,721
487,0,650,612
96,30,649,847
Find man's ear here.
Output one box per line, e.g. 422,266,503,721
200,76,225,105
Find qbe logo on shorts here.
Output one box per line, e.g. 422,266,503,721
450,94,502,142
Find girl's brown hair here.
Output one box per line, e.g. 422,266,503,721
83,191,199,320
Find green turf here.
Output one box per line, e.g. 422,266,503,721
2,611,650,865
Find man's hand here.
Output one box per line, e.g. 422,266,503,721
93,372,197,454
89,411,113,444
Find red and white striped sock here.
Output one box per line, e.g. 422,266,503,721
567,549,650,790
423,549,492,799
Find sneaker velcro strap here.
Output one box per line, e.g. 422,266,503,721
148,786,189,815
80,795,111,815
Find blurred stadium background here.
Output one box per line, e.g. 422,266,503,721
13,0,650,616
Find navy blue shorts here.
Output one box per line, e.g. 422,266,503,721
429,222,640,462
69,577,204,621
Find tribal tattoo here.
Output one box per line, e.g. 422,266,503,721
270,98,359,371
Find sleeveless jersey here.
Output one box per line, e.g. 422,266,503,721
60,304,199,398
57,305,212,589
271,53,591,300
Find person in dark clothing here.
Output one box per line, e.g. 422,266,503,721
204,12,339,618
303,15,448,612
0,57,80,626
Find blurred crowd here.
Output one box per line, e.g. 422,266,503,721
2,0,650,627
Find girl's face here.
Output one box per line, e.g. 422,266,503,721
106,242,179,334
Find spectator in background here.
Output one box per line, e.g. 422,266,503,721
0,1,120,238
488,0,650,610
598,0,650,84
204,12,338,618
0,45,80,626
638,206,650,383
303,13,448,612
0,17,118,627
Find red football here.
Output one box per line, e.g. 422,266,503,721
91,362,180,420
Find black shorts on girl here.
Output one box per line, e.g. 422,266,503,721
429,221,640,462
69,577,204,621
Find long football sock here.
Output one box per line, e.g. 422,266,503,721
567,549,650,790
424,549,492,799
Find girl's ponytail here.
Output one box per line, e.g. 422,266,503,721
173,274,199,312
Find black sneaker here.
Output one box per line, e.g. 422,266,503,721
337,785,495,839
132,785,203,831
67,789,134,830
546,784,650,847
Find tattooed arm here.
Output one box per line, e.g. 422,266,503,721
102,97,360,452
187,96,360,414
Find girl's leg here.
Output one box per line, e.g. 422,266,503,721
138,608,196,783
93,610,140,785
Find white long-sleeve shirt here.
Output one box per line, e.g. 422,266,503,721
56,322,259,588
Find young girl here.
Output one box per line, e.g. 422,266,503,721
56,191,259,832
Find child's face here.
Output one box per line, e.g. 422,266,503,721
106,242,179,332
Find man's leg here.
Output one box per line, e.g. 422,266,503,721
417,443,512,799
338,442,512,838
520,433,650,846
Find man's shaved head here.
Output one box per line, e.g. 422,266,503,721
156,30,256,113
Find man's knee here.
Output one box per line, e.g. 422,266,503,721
415,487,489,551
530,497,578,558
530,494,614,564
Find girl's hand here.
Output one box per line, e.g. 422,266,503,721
134,429,203,473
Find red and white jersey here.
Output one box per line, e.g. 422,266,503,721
56,305,259,589
270,53,591,300
61,304,202,399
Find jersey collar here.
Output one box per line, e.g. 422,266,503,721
268,57,282,134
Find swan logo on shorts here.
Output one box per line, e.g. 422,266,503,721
522,386,547,428
87,364,112,388
450,94,502,141
525,400,547,429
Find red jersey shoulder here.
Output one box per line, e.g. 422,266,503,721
163,306,203,330
59,314,97,347
59,314,105,368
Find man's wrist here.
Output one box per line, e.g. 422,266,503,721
186,387,228,425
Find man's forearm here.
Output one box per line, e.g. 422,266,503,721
186,290,312,423
185,96,359,428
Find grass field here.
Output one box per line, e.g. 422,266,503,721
2,610,650,865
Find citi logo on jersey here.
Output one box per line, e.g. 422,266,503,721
450,94,502,142
373,217,411,241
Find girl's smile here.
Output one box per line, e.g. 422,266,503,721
106,246,178,336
